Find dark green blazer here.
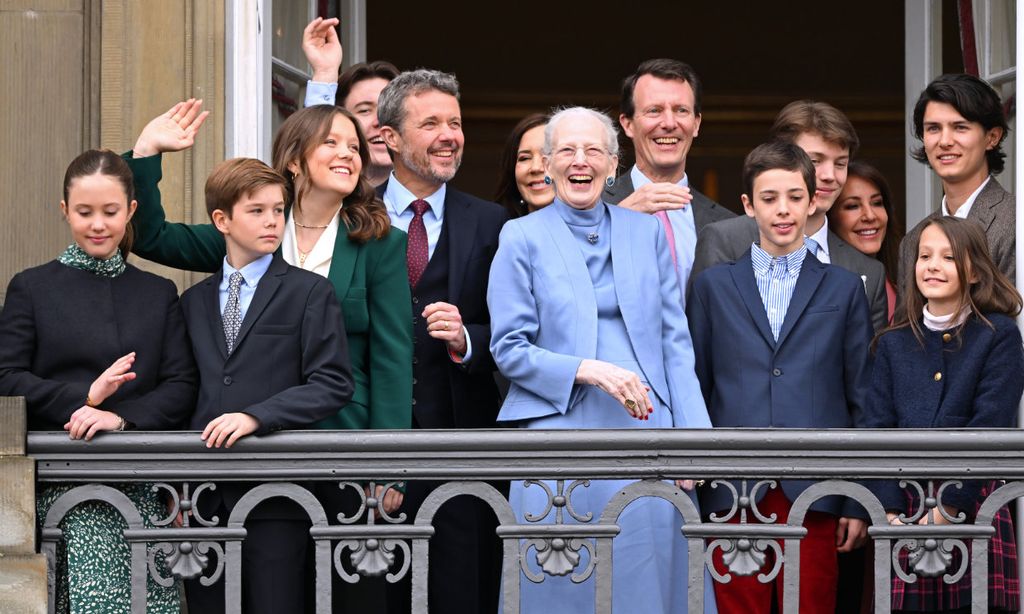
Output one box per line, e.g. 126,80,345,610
124,153,412,431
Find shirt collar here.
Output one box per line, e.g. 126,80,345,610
807,218,831,257
630,165,688,190
750,241,807,277
222,253,273,288
941,175,990,218
384,172,447,219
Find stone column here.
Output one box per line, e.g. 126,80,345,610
0,397,46,614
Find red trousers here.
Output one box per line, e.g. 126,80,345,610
710,487,839,614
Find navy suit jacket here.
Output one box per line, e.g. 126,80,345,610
687,250,873,516
181,254,354,434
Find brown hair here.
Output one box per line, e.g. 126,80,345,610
827,161,904,286
493,112,548,218
337,60,400,107
204,158,286,219
620,58,703,117
63,149,136,257
771,100,860,156
741,140,816,198
885,216,1021,348
271,105,390,244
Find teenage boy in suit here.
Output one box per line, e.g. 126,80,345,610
691,101,888,333
181,157,354,614
687,141,872,614
899,73,1014,287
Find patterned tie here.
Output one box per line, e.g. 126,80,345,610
804,236,820,259
223,271,244,355
407,199,430,288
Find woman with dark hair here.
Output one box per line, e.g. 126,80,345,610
828,160,904,322
0,150,197,612
493,112,554,218
126,101,412,510
865,216,1022,612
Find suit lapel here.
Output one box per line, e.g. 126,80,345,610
729,252,776,350
966,178,1003,233
203,270,229,360
231,256,287,354
327,229,358,302
608,206,643,351
775,257,826,350
444,190,477,304
540,207,598,358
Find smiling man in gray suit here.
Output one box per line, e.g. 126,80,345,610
605,59,735,292
691,101,889,333
898,73,1014,288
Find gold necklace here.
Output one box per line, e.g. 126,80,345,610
298,250,309,267
294,217,330,229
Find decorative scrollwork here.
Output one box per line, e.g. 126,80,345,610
708,479,778,524
148,541,224,586
520,537,595,583
897,480,965,525
334,538,410,583
706,537,782,583
334,481,407,525
522,480,591,523
150,482,219,527
893,537,969,583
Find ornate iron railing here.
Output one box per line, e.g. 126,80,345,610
27,428,1024,614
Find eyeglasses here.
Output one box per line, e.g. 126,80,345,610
553,145,609,160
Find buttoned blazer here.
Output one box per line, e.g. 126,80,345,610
378,182,508,428
488,202,711,430
898,177,1016,293
126,153,412,431
603,172,736,232
691,215,889,333
181,254,354,433
0,261,197,431
687,251,873,515
864,314,1024,511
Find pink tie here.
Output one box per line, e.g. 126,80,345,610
654,210,678,267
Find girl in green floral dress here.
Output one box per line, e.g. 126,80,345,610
0,150,197,612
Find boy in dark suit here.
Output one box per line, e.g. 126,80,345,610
181,157,354,614
686,141,872,614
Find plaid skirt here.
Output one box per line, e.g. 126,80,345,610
891,481,1019,611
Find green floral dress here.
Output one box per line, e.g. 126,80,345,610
36,483,180,614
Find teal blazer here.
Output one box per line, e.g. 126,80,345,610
124,153,412,431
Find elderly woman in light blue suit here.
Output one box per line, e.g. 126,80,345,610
488,106,716,613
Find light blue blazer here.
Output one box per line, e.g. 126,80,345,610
487,202,711,430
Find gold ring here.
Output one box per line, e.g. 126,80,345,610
442,320,450,331
695,480,706,487
624,399,637,411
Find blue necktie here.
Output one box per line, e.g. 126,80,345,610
804,236,820,259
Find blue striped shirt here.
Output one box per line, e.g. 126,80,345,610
750,243,807,341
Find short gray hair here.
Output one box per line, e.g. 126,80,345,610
543,107,620,158
377,69,461,131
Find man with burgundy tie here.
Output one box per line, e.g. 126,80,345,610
376,68,508,614
604,58,735,294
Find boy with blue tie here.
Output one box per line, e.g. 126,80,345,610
686,141,872,614
180,157,354,614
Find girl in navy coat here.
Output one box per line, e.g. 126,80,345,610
866,216,1023,612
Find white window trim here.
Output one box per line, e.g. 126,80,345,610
226,0,272,161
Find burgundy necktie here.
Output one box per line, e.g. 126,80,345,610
407,199,430,287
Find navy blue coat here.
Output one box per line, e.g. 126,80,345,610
863,313,1024,511
687,250,873,516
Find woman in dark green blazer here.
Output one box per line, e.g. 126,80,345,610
127,102,412,505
